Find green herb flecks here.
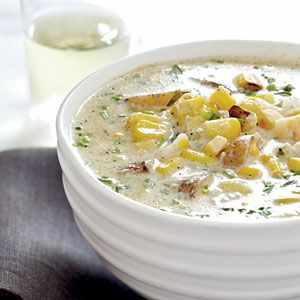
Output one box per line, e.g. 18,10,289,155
111,94,123,102
115,184,129,193
267,84,277,92
223,169,236,179
98,176,114,185
142,110,155,115
283,84,295,92
243,90,257,96
129,106,137,112
143,178,155,189
171,64,183,75
111,147,121,154
204,110,223,121
75,126,83,131
74,136,90,148
99,110,109,120
160,184,171,195
263,181,275,194
281,180,297,187
262,74,275,84
171,199,180,205
238,118,245,125
200,185,209,194
220,206,272,218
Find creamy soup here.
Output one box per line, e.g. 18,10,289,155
72,58,300,222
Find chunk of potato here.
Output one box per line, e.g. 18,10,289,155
127,112,161,127
288,157,300,172
156,157,183,175
204,118,241,139
219,180,253,194
132,120,168,141
266,158,283,177
127,90,189,106
242,113,258,133
240,99,282,130
259,109,283,130
275,197,300,205
203,135,228,156
220,136,254,166
171,95,205,126
259,154,283,177
158,133,189,158
235,73,263,91
208,86,236,110
249,93,275,104
275,114,300,141
237,166,261,179
282,98,300,117
181,150,215,164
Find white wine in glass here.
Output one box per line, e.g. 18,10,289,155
22,2,130,129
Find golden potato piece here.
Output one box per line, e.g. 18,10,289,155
220,136,254,166
229,105,251,119
126,90,190,107
235,73,263,91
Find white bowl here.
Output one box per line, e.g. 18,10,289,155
57,40,300,300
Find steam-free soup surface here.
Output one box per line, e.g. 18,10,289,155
72,58,300,222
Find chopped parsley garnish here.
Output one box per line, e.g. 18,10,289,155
114,139,122,145
98,176,113,185
111,94,123,102
111,147,121,154
160,184,171,195
257,207,272,218
171,64,183,75
142,110,155,115
223,169,236,179
221,207,234,212
200,185,209,194
275,91,292,97
266,84,277,92
243,90,257,96
74,136,90,148
171,199,180,205
262,74,275,84
75,126,82,130
115,184,129,193
263,181,275,194
281,180,297,187
220,206,272,218
238,118,245,125
205,110,223,121
99,110,109,120
143,178,155,189
129,106,137,112
282,84,295,92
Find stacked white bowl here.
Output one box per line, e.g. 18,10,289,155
57,40,300,300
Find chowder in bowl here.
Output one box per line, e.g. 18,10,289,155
57,41,300,300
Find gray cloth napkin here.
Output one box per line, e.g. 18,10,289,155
0,148,144,300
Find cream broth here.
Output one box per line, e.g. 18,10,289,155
72,58,300,222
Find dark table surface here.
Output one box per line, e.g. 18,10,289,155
0,148,144,300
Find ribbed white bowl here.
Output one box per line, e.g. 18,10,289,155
57,40,300,300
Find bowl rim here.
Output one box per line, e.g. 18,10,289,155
57,39,300,229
